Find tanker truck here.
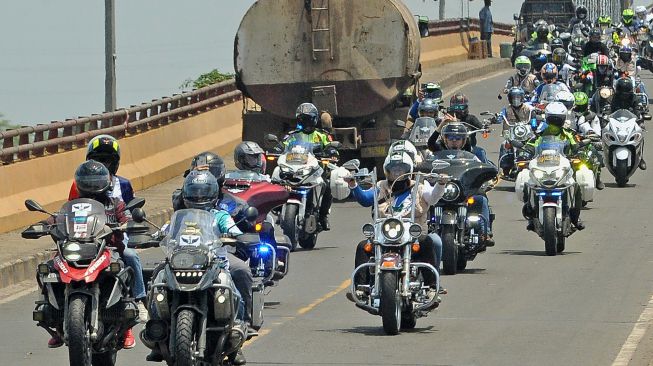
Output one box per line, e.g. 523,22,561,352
234,0,421,167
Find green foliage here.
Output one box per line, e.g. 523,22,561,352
180,69,235,90
0,113,19,131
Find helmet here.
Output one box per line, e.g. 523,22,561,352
573,91,589,112
295,103,319,133
515,56,532,77
383,151,413,183
418,98,439,117
636,6,647,19
448,92,469,118
540,63,558,82
623,8,635,25
421,82,443,102
598,15,612,27
86,134,120,175
507,87,526,108
441,122,469,150
536,24,549,41
534,19,548,29
544,102,568,128
389,140,420,164
234,141,266,174
550,38,564,49
552,48,567,66
74,160,112,198
619,46,633,62
589,27,601,42
190,152,225,186
182,170,219,211
576,5,588,20
615,77,634,94
596,54,611,75
555,90,575,110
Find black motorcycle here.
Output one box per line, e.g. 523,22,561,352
429,151,498,275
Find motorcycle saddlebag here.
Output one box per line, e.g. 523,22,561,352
574,168,595,202
515,169,530,202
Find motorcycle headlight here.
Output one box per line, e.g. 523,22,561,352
553,168,567,179
381,218,404,241
171,250,207,270
442,182,461,201
62,242,96,262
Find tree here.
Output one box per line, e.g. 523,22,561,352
180,69,235,90
0,113,18,131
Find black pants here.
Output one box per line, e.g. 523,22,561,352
319,179,332,220
481,32,493,58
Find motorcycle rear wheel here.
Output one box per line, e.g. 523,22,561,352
380,271,401,335
298,233,318,250
67,295,92,366
543,207,557,256
441,226,458,275
175,310,198,366
92,350,117,366
556,231,565,254
281,204,299,251
616,159,629,187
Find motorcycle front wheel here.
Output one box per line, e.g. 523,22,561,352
615,159,629,187
281,204,299,251
543,207,557,256
441,225,458,275
175,310,198,366
67,295,92,366
380,271,401,335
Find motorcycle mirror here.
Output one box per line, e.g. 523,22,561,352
497,94,503,100
244,206,259,222
24,199,49,214
645,114,652,121
264,134,280,147
342,159,361,171
480,111,492,116
126,197,145,211
513,14,519,21
395,120,406,128
131,208,146,223
431,159,450,171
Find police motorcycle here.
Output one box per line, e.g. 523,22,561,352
24,198,145,366
601,109,646,187
514,136,592,256
265,133,340,250
483,110,537,181
346,161,443,335
136,207,261,366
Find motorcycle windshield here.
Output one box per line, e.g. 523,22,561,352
539,84,564,103
408,117,437,146
535,136,567,166
161,209,220,258
431,150,498,196
284,134,319,164
56,198,108,242
225,170,267,182
610,109,637,123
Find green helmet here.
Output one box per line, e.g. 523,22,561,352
573,91,589,106
597,15,612,26
515,56,532,76
623,8,635,25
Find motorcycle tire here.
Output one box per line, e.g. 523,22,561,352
543,207,557,256
281,204,299,251
441,226,458,275
556,231,565,254
400,312,417,330
67,295,92,366
616,159,629,187
175,310,198,366
380,271,401,335
298,233,318,250
457,252,468,271
92,350,117,366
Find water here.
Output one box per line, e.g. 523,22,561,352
0,0,642,125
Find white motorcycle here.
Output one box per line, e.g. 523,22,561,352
515,136,591,256
601,109,645,187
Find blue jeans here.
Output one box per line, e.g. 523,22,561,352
122,248,146,299
426,233,443,270
472,195,491,234
473,146,490,164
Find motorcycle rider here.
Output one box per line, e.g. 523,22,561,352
583,28,610,57
503,56,539,95
610,77,648,171
282,102,338,230
147,170,251,365
568,5,592,35
531,63,571,104
234,141,268,177
172,151,226,211
593,54,615,90
47,161,139,349
404,98,440,135
615,8,640,42
636,6,650,27
523,102,586,231
447,93,486,153
344,151,447,305
571,91,606,190
552,47,575,85
407,82,443,124
529,22,552,45
498,87,535,177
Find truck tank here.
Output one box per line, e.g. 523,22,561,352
234,0,421,120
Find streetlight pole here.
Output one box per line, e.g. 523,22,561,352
105,0,116,112
439,0,446,20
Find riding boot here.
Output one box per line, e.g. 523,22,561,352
640,158,647,170
596,174,605,190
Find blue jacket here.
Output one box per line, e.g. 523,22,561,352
479,6,493,33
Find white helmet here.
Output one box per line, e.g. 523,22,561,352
555,90,575,110
383,151,414,182
636,6,647,18
389,140,422,164
544,102,568,128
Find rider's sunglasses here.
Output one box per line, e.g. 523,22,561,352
446,136,464,141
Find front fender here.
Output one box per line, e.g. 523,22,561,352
379,253,403,271
439,210,458,226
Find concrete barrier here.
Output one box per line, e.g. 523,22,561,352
420,32,513,69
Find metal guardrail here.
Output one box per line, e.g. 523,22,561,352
427,18,513,37
0,81,241,164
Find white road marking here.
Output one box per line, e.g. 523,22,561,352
612,295,653,366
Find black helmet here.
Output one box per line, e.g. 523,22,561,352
74,160,112,198
182,170,219,211
615,77,634,94
550,38,564,49
234,141,266,174
418,98,439,116
552,47,567,67
190,152,225,186
508,87,526,108
295,103,319,133
576,5,588,20
441,122,469,149
86,134,120,175
448,92,469,118
536,24,549,41
589,28,601,42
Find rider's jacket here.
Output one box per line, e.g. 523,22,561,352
500,104,534,131
582,41,610,57
505,73,539,94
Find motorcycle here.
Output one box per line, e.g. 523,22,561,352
405,116,438,160
347,160,442,335
486,111,537,181
265,133,340,250
427,149,498,275
139,208,257,365
25,198,144,366
514,136,586,256
601,109,646,187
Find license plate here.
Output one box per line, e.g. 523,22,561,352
361,145,388,158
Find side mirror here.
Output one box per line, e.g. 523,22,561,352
342,159,361,171
513,14,519,21
395,120,406,128
480,111,492,116
132,208,146,223
645,114,652,121
497,94,503,100
244,206,259,222
25,199,48,214
431,159,451,171
126,197,145,211
327,141,341,150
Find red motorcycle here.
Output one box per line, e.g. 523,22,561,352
24,198,142,366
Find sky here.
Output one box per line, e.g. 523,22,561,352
0,1,648,125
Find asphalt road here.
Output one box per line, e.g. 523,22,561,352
3,70,653,366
